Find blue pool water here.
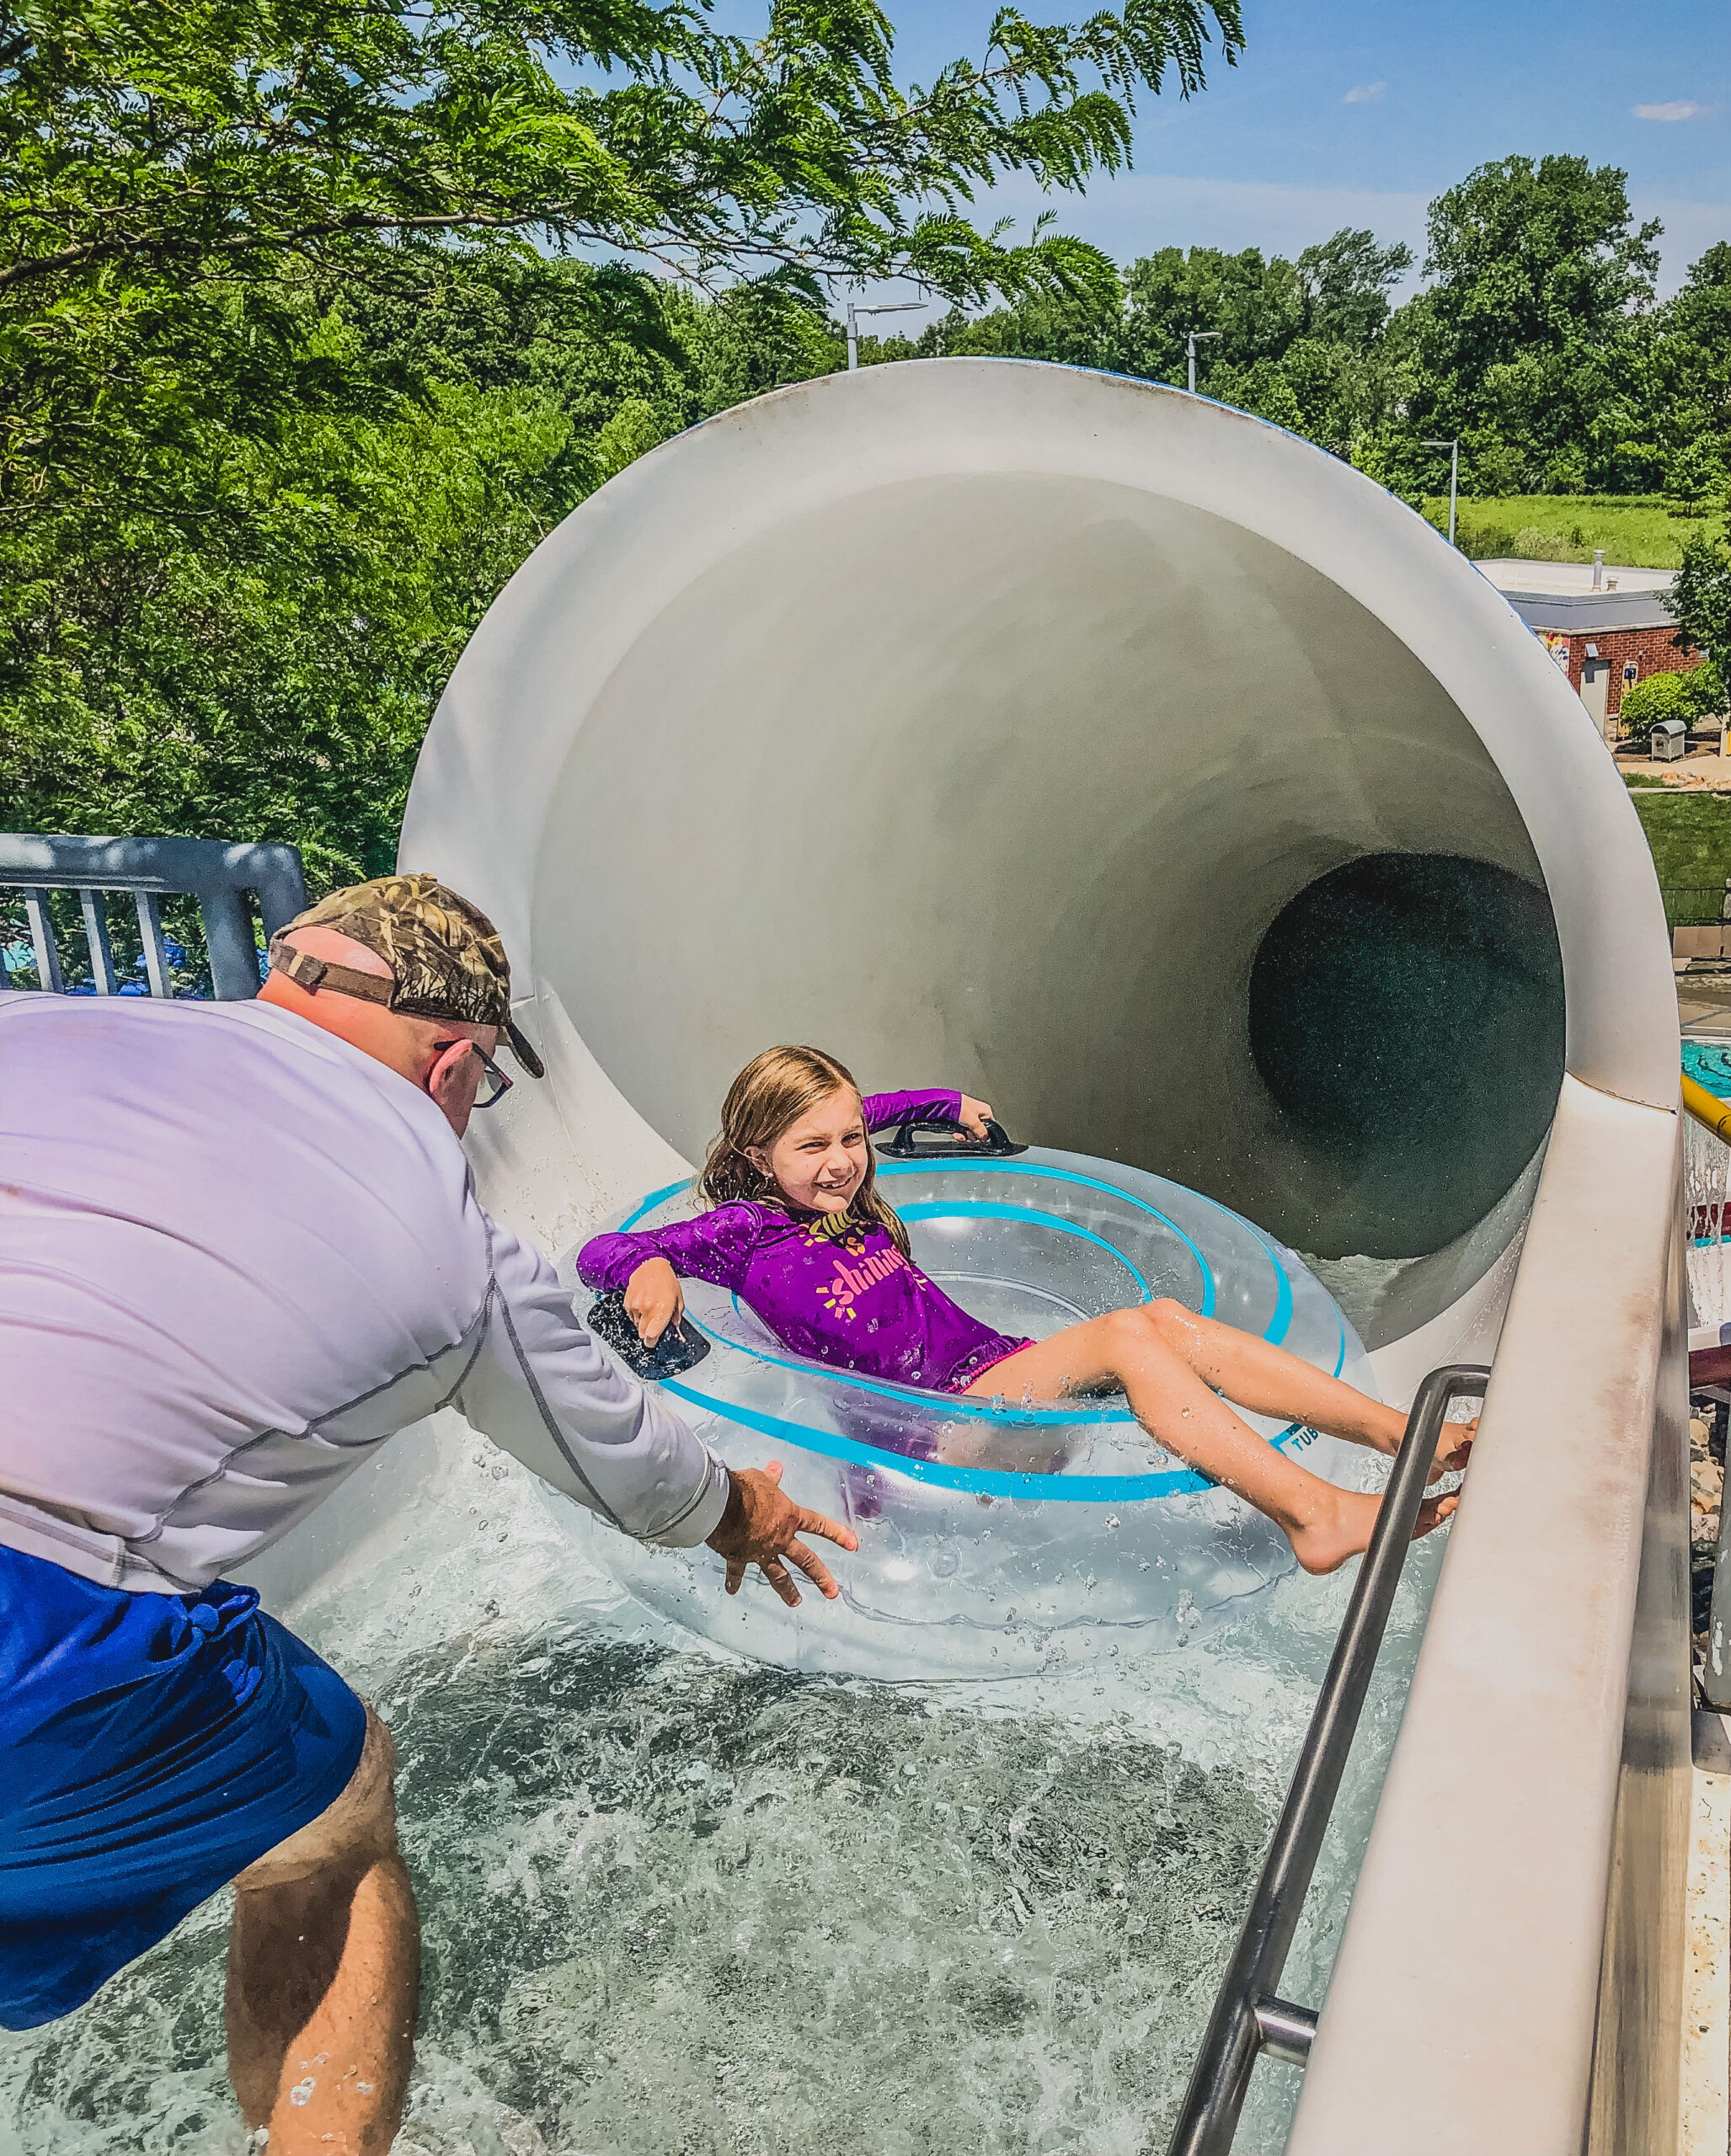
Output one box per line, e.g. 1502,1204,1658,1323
1685,1040,1731,1100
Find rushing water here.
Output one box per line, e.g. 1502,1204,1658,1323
0,1412,1455,2156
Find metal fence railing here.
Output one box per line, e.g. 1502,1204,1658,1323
1661,885,1731,932
0,835,306,1001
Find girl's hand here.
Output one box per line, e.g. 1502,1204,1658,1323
624,1257,684,1348
958,1094,995,1140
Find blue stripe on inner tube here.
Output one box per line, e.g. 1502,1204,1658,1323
625,1167,1243,1330
618,1176,697,1234
612,1162,1338,1489
623,1164,1295,1345
895,1200,1157,1302
880,1160,1225,1325
659,1374,1317,1502
887,1158,1301,1348
626,1163,1294,1348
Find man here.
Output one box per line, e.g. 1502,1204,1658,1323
0,873,855,2154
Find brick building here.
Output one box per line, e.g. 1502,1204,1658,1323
1480,560,1707,739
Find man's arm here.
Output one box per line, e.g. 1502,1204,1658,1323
453,1215,728,1545
452,1214,859,1602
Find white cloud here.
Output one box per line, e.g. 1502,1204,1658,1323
1633,99,1706,121
1343,82,1387,104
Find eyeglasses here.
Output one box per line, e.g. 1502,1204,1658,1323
434,1038,513,1109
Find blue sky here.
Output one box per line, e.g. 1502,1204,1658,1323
834,0,1728,300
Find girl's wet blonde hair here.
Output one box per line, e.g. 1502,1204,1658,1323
699,1043,911,1257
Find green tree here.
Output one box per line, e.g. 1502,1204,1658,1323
337,250,845,437
2,371,588,888
0,0,1244,883
1648,243,1731,499
823,223,1414,458
1295,227,1413,350
1674,514,1731,685
3,0,1246,516
900,276,1118,368
1268,336,1401,458
1103,243,1306,384
1397,152,1660,495
0,0,1240,301
1102,232,1408,453
1204,353,1303,431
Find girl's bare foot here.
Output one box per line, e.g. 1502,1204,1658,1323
1287,1486,1460,1577
1386,1412,1477,1486
1429,1416,1477,1482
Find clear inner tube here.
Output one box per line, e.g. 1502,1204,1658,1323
548,1148,1377,1678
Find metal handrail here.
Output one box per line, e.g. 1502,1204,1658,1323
1165,1362,1492,2156
0,834,306,1001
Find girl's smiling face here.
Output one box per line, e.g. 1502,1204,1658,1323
748,1086,868,1214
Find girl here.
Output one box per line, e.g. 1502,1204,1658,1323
577,1046,1467,1576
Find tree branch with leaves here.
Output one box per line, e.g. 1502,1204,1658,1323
0,0,1240,302
0,0,1242,888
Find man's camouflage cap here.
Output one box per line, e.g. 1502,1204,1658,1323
269,873,545,1077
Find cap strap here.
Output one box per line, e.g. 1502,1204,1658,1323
505,1015,547,1080
270,937,394,1006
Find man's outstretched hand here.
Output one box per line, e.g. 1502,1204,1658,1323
706,1461,858,1609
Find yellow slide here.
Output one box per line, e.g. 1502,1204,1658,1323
1684,1070,1731,1145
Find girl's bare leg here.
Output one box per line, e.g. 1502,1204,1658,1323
957,1299,1459,1576
1141,1301,1408,1452
1120,1304,1474,1479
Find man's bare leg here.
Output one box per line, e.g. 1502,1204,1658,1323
226,1705,419,2156
959,1300,1461,1574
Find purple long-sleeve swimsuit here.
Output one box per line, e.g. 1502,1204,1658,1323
577,1090,1034,1394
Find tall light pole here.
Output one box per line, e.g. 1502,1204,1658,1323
1186,328,1221,395
847,299,927,370
1423,438,1461,546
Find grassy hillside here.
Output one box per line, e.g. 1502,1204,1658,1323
1420,494,1712,570
1628,788,1731,921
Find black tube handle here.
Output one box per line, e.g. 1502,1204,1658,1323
875,1113,1028,1160
585,1291,711,1381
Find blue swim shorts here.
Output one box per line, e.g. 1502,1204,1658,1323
0,1542,367,2031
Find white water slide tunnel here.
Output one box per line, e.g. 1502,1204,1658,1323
400,361,1689,2154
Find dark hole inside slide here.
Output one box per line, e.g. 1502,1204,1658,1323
1248,852,1566,1258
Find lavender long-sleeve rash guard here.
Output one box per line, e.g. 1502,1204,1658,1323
0,995,729,1598
577,1090,1031,1394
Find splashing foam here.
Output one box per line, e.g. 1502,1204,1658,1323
0,1417,1445,2154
